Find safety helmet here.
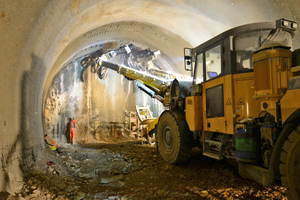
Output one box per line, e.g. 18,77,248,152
73,116,76,120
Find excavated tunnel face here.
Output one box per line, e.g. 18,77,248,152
43,21,191,144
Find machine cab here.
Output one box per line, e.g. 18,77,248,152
185,19,297,134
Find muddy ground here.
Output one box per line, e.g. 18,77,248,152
3,138,287,200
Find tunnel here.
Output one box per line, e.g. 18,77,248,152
1,0,300,199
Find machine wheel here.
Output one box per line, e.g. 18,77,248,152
157,111,192,164
280,124,300,200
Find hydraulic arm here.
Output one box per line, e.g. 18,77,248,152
94,45,192,107
98,60,170,104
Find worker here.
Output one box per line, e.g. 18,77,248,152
70,116,77,145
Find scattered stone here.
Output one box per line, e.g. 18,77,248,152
217,189,224,193
54,169,61,175
200,190,209,198
208,195,219,200
57,147,66,153
100,174,124,184
162,165,169,170
179,175,186,179
47,167,54,173
17,141,288,200
107,196,120,200
156,189,168,198
75,192,86,200
32,189,41,195
110,170,121,175
183,192,192,198
27,193,37,198
117,180,126,188
77,172,93,179
30,185,38,190
6,195,26,200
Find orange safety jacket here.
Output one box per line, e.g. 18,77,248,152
70,120,77,129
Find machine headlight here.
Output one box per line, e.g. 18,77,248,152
282,20,289,27
291,22,298,29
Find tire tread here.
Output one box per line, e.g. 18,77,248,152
157,111,192,164
280,124,300,200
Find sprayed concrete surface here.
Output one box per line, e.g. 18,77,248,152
1,0,300,196
44,40,165,145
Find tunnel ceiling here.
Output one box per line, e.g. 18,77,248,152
44,21,192,103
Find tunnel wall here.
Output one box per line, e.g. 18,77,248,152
1,0,300,194
44,41,165,145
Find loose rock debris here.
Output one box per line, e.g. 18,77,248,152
6,140,288,200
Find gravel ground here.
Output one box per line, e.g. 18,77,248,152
3,139,287,200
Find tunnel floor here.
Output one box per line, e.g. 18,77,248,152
7,138,288,200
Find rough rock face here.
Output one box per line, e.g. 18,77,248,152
5,140,287,200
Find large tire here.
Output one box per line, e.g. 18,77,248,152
280,124,300,200
156,111,192,164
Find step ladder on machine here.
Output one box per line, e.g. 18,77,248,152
203,132,230,160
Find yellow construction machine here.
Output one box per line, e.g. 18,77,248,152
85,18,300,199
182,18,300,200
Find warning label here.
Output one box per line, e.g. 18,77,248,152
226,98,232,105
237,98,244,105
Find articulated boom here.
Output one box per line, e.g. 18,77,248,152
95,46,192,107
98,60,171,104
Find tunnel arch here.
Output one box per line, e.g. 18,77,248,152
42,20,192,144
1,0,300,195
44,20,192,97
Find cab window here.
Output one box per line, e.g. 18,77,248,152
194,53,203,84
233,30,292,72
234,33,256,72
205,45,221,80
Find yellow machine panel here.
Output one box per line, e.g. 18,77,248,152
233,73,261,122
201,73,261,135
224,75,234,134
280,86,300,124
204,117,226,133
252,47,293,122
253,48,292,98
140,117,159,137
202,77,227,133
185,96,203,132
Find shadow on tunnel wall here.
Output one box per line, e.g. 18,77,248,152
0,54,45,194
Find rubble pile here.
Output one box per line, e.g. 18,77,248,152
13,144,137,200
6,141,288,200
